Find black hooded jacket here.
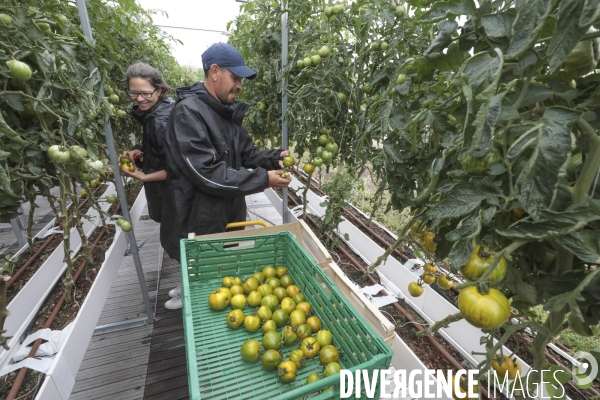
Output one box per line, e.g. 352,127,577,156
162,82,282,261
130,97,175,223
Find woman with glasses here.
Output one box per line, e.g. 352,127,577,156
122,63,182,310
121,62,174,225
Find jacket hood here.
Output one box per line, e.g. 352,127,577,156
131,97,175,123
175,82,248,125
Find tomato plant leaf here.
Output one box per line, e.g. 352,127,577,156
35,50,57,78
445,213,481,241
513,51,538,76
2,94,25,112
448,238,474,271
481,13,516,38
459,51,502,95
427,179,501,219
544,268,600,315
515,107,580,218
497,200,600,239
421,0,477,22
0,112,27,144
468,94,502,157
547,0,590,73
504,266,538,304
556,231,600,263
507,0,552,58
579,0,600,26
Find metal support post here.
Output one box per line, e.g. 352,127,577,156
281,0,289,223
75,0,154,325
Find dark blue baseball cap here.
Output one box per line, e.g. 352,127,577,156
202,43,257,80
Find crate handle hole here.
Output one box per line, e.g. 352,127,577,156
222,240,256,250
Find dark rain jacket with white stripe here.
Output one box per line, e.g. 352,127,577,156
162,82,282,261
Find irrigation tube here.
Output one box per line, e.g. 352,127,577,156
75,0,154,324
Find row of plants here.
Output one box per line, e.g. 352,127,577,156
0,0,198,353
228,0,600,396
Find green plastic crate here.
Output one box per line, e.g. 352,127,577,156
180,231,393,400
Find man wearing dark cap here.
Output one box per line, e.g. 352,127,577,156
161,43,291,309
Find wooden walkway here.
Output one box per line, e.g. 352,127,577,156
70,192,282,400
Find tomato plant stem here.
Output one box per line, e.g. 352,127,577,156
416,312,463,337
573,119,600,204
58,173,75,303
366,218,415,275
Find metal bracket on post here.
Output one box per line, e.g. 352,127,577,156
281,0,289,224
10,216,27,249
75,0,154,325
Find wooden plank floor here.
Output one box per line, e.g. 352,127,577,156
71,211,160,400
70,192,282,400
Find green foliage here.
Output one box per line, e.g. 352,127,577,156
0,0,195,223
318,167,354,249
228,0,600,391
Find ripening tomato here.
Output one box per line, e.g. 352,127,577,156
257,305,273,322
319,345,340,365
240,339,262,363
437,275,454,290
262,349,281,371
295,324,312,339
280,297,296,314
226,309,245,329
286,285,301,298
230,293,247,310
263,320,277,333
306,316,321,332
230,284,244,296
247,291,262,307
266,277,281,288
276,266,287,277
262,265,277,278
422,273,436,285
296,302,311,316
243,277,259,294
278,360,297,383
257,283,273,297
273,287,288,301
272,309,290,328
261,294,279,311
300,337,321,358
232,277,242,286
283,156,295,167
316,329,333,347
408,282,423,297
292,293,305,304
280,274,294,288
252,271,266,283
324,362,342,377
244,315,261,333
492,355,522,380
282,326,298,346
222,276,234,288
423,263,437,274
306,372,321,384
458,286,511,329
289,349,306,369
290,310,306,326
208,288,231,310
263,330,282,351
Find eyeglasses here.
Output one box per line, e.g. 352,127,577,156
126,88,157,99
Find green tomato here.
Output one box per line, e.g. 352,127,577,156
396,73,408,85
313,157,323,167
318,45,330,58
296,60,304,68
0,13,13,26
48,145,70,163
311,54,322,65
324,6,333,17
326,142,338,154
332,4,343,14
109,94,120,104
6,60,32,81
381,41,389,50
303,57,312,67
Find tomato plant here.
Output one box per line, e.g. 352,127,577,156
229,0,600,393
